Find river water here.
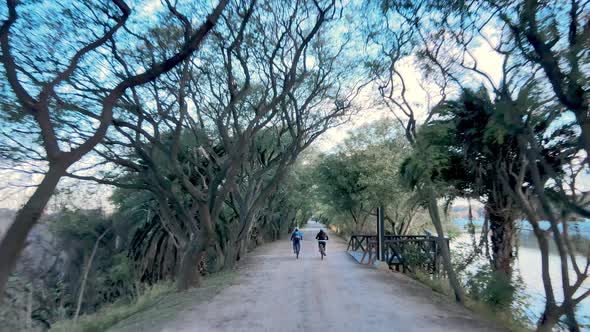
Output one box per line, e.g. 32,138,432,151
451,218,590,330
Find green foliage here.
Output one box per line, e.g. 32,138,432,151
401,88,494,197
32,208,138,325
309,119,430,236
464,266,516,308
50,283,175,332
267,162,317,230
49,208,112,251
0,276,35,331
462,263,530,329
314,153,367,213
403,85,577,204
412,267,530,331
400,243,433,270
50,271,236,332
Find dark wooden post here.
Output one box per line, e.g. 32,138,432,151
433,238,439,274
377,207,385,261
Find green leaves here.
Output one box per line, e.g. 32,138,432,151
404,87,519,200
308,119,419,233
49,208,112,250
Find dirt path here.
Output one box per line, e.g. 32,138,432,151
162,222,504,332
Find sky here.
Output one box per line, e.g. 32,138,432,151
0,0,587,214
314,22,507,153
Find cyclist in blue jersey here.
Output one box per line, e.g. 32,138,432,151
291,227,303,255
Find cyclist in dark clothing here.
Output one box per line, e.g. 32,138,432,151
315,229,329,255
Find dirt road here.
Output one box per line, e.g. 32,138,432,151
162,222,504,332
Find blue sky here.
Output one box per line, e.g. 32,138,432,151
0,0,588,211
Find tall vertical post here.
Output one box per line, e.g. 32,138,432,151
377,207,385,261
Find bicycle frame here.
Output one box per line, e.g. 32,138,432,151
318,240,327,259
294,241,301,259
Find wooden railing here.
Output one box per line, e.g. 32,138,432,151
347,234,449,274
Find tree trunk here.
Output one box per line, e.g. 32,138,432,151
530,221,560,332
487,206,515,277
427,187,465,303
237,238,249,260
223,242,239,270
221,223,240,270
580,117,590,170
0,164,66,298
176,239,205,290
537,306,561,332
563,298,580,332
223,232,250,270
176,203,215,291
74,227,111,324
481,213,491,260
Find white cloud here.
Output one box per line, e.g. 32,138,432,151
140,0,163,17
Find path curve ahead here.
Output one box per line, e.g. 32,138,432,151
163,222,504,332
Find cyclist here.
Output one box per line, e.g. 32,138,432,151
291,227,303,254
315,229,329,255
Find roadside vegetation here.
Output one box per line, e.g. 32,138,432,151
50,271,236,332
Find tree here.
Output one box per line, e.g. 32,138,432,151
492,0,590,168
384,1,589,328
0,0,229,296
311,120,425,236
366,0,467,303
407,86,580,323
314,152,370,233
66,0,365,290
414,87,523,276
495,85,589,330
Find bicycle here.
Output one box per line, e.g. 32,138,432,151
318,240,327,260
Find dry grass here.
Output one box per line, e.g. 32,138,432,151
50,271,237,332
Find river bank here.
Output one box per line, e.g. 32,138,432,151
451,218,590,330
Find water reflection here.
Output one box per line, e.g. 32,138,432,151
516,231,590,329
451,219,590,330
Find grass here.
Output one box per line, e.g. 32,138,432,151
50,271,237,332
410,271,532,332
